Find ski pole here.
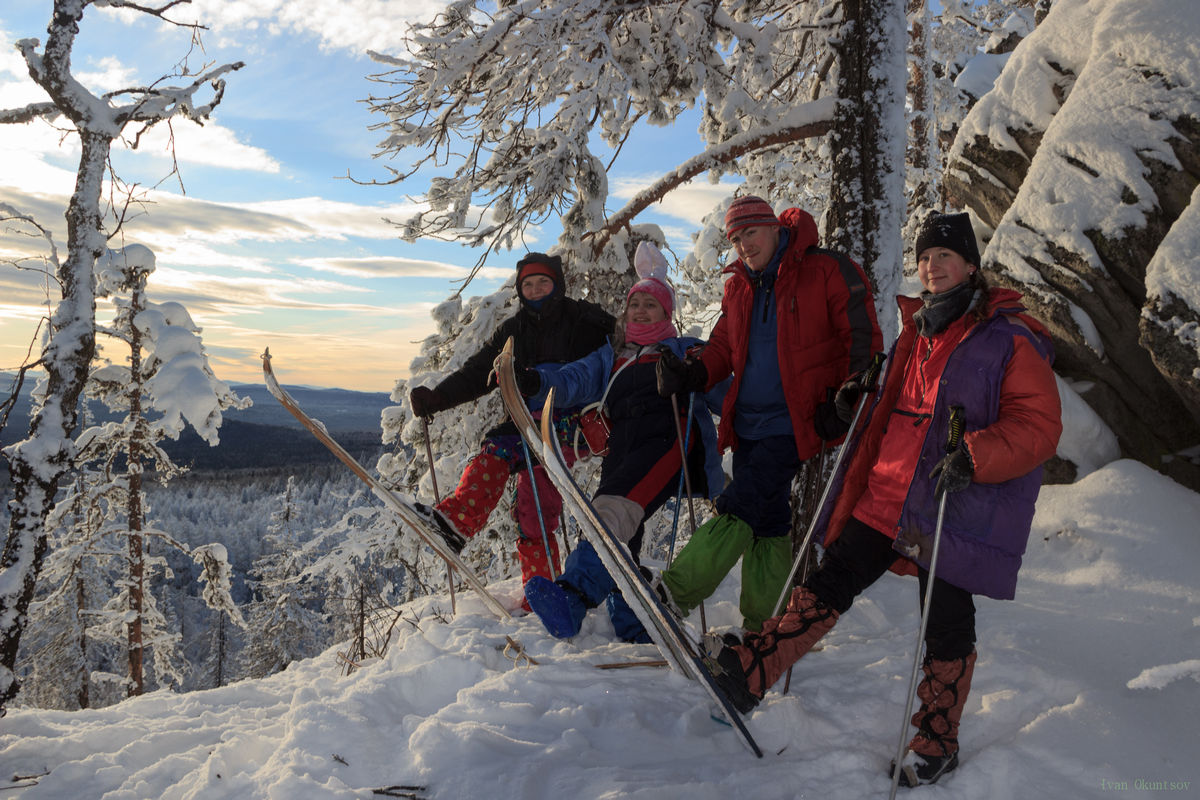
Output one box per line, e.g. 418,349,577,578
666,391,696,565
781,441,827,697
888,404,966,799
422,416,456,615
519,435,559,580
669,391,705,631
770,352,885,618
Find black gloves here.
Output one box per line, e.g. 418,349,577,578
656,350,708,397
833,374,864,423
410,386,447,418
931,446,974,498
814,387,851,441
516,368,542,397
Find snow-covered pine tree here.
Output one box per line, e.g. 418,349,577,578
15,244,254,703
192,543,247,689
241,477,327,679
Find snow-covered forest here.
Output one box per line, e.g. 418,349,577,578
1,0,1198,796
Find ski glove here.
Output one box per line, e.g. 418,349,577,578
516,368,542,397
814,387,850,441
833,374,864,423
410,386,447,418
656,350,708,397
931,446,974,499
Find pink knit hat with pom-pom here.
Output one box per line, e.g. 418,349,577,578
626,241,674,316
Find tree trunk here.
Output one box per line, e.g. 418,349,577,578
126,284,147,696
75,573,90,710
826,0,907,340
0,131,108,711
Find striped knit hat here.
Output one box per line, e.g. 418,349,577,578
725,195,780,237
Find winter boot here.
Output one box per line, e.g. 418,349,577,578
702,643,759,714
524,577,588,639
436,451,510,538
605,590,650,644
735,587,840,697
650,573,686,622
411,501,468,554
900,649,977,786
892,750,960,788
526,540,615,639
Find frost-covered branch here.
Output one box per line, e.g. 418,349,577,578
589,99,837,254
366,0,835,283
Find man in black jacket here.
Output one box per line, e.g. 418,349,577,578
410,253,614,598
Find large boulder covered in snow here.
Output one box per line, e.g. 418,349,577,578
943,0,1200,490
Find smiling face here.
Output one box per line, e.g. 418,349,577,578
625,292,667,325
519,274,556,302
917,247,974,295
729,224,781,272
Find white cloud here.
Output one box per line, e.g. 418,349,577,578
233,196,420,240
182,0,449,55
293,255,509,281
119,119,282,174
609,175,739,226
76,56,139,93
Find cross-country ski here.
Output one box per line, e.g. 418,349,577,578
493,337,763,758
261,348,511,620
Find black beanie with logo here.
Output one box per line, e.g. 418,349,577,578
914,212,981,267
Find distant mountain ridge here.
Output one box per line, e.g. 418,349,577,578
1,374,397,471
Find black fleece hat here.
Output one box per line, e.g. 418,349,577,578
915,212,981,267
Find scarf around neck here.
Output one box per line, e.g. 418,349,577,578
913,281,980,338
624,320,679,346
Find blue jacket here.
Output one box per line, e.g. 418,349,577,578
532,337,725,499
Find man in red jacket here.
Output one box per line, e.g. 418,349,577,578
656,195,882,630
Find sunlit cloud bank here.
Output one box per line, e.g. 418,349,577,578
293,255,509,281
169,0,449,55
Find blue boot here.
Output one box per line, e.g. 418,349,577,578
606,590,651,644
526,541,617,639
525,577,588,639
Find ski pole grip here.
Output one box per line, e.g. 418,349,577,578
945,405,965,453
862,351,886,392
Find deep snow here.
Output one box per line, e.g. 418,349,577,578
1,459,1197,799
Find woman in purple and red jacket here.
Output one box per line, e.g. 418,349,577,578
707,212,1062,788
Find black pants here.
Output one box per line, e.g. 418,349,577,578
805,517,977,660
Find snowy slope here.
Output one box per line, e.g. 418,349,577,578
1,460,1197,799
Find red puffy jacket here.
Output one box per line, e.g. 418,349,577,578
701,207,882,460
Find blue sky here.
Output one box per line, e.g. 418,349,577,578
0,1,735,392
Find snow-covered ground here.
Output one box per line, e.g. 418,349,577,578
2,458,1197,799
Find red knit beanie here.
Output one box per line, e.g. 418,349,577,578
725,195,780,237
517,260,557,285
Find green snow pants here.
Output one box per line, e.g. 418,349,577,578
661,513,793,631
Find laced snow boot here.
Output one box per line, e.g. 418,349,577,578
891,649,977,787
411,501,468,554
735,587,840,697
524,577,588,639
